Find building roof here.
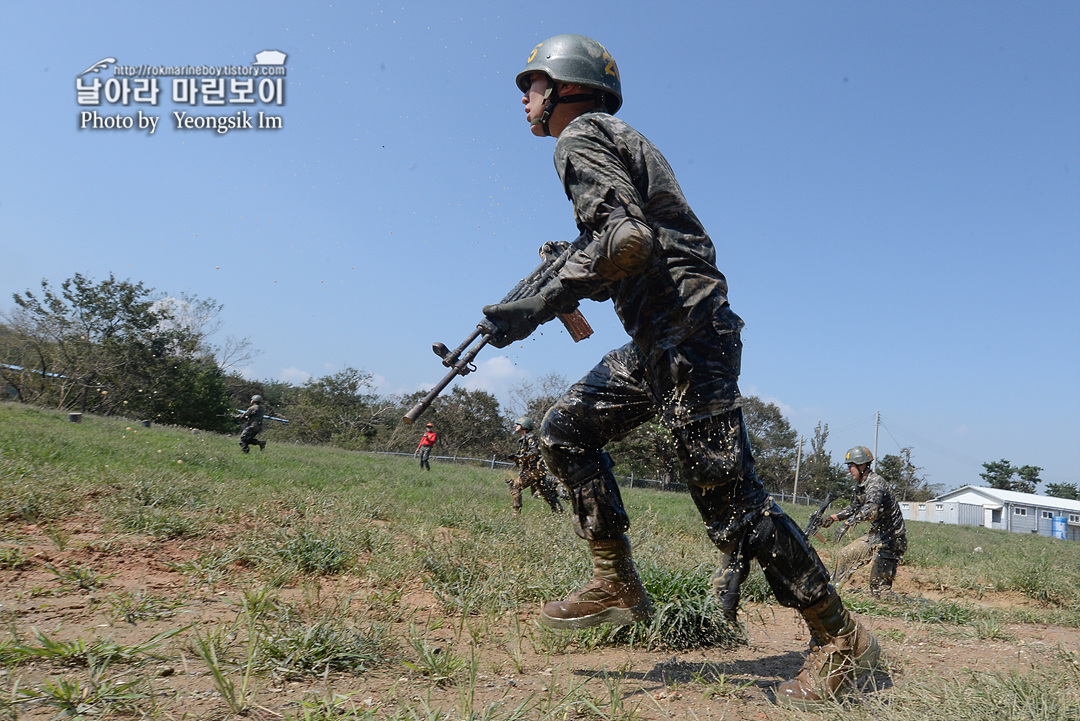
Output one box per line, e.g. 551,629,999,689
934,485,1080,513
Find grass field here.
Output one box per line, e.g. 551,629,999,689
1,401,1078,720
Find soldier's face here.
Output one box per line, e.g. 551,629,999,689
848,463,867,480
522,74,549,136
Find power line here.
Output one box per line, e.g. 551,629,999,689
877,415,985,467
827,413,878,436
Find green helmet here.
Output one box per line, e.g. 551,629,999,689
251,395,263,403
516,416,535,431
516,34,622,115
845,446,873,465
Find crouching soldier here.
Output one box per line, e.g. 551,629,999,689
511,416,564,516
824,446,908,596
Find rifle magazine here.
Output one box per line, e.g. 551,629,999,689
558,309,593,342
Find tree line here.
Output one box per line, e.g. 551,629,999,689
2,273,943,501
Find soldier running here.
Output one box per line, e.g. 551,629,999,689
481,34,880,706
510,416,564,516
237,395,266,453
823,446,908,596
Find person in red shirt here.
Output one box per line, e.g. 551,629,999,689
416,422,438,470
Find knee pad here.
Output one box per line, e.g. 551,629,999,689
539,406,611,485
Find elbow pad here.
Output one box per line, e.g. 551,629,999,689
590,202,654,281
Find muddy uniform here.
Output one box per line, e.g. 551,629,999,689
537,110,834,618
832,471,907,594
512,431,564,514
238,402,264,452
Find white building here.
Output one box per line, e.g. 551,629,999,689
900,485,1080,542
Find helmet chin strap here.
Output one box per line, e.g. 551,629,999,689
532,78,599,136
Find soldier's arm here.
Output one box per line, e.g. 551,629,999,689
834,503,857,522
540,127,653,313
845,482,886,526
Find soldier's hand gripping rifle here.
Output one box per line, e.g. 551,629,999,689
403,241,592,425
803,492,836,543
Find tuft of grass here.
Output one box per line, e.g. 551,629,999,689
45,563,113,592
571,565,742,651
106,589,187,624
14,670,148,718
113,505,205,539
272,528,355,575
190,629,258,716
0,546,29,570
258,616,393,677
1,627,183,667
402,630,465,687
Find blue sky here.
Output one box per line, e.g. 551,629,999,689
2,2,1077,492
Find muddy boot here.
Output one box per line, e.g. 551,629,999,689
711,550,747,626
540,535,652,630
776,592,880,707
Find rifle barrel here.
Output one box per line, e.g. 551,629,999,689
404,334,491,424
403,241,580,424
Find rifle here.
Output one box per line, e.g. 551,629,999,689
803,492,836,542
230,409,290,425
403,240,593,425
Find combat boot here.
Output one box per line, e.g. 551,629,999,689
776,592,880,708
258,440,266,451
540,535,652,630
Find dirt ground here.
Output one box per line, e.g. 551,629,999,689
1,518,1076,720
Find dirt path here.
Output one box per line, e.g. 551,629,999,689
1,523,1075,720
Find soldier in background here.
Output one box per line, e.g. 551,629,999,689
237,395,266,453
416,422,438,470
510,416,563,516
479,34,880,706
823,446,908,596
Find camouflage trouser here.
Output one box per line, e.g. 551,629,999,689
239,424,262,450
418,445,432,470
511,465,563,514
540,336,833,616
833,532,907,594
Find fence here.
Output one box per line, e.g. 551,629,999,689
371,451,825,507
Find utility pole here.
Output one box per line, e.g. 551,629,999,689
873,410,880,470
793,436,803,502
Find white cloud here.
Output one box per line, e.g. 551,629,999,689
462,355,528,396
742,385,796,418
278,367,312,384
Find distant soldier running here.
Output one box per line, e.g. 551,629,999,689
237,395,266,453
823,446,908,596
510,417,563,516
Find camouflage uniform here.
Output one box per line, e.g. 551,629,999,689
512,430,564,515
832,471,907,594
537,110,834,619
238,401,264,453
